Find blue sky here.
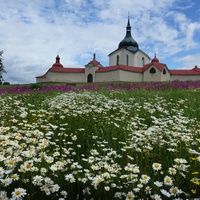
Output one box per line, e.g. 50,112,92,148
0,0,200,83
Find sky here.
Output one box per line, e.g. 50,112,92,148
0,0,200,84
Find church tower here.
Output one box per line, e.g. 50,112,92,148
109,18,150,67
118,17,139,53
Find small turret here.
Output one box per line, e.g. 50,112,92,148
151,52,159,63
52,55,63,68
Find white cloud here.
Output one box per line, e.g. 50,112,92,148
174,53,200,69
0,0,200,83
168,11,200,49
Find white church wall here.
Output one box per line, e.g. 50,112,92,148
143,67,161,82
109,49,150,68
47,72,85,83
85,65,99,82
36,78,47,83
119,70,142,82
135,50,151,67
109,51,117,66
109,49,136,66
109,49,123,66
161,68,171,82
36,72,51,83
96,70,120,82
170,75,200,81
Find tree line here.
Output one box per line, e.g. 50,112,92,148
0,50,8,85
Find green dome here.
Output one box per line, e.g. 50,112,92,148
118,18,139,53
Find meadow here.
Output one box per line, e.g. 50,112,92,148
0,81,200,199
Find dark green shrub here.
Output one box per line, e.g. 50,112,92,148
29,83,43,90
3,82,10,85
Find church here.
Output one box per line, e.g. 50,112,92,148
36,18,200,83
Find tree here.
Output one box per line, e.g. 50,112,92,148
0,51,6,84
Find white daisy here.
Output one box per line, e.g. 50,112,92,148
0,191,9,200
51,184,60,193
145,186,152,194
154,181,163,187
153,194,162,200
11,188,27,199
11,174,19,181
33,175,43,186
168,167,177,175
141,174,150,184
1,178,12,186
152,163,162,171
104,186,110,191
126,191,135,200
170,186,183,196
164,176,173,186
161,189,171,197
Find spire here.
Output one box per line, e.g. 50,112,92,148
151,51,159,63
128,11,130,25
52,55,63,68
118,17,139,53
126,15,131,34
56,55,60,63
93,53,96,60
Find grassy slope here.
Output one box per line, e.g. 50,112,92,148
0,88,200,199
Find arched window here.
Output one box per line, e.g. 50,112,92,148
150,67,156,74
87,74,93,83
163,68,166,74
116,55,119,65
142,57,145,67
126,54,129,66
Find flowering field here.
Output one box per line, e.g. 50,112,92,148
1,80,200,94
0,83,200,199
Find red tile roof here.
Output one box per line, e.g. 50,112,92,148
193,65,200,72
52,63,63,68
36,69,50,79
143,62,166,72
151,56,159,63
170,69,200,75
89,59,100,66
97,65,143,73
50,67,85,73
85,59,104,68
36,67,85,79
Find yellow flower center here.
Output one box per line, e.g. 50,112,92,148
12,174,18,179
7,160,13,165
172,188,177,194
155,164,159,168
15,191,21,195
127,193,133,199
143,175,148,179
166,178,171,183
25,164,31,169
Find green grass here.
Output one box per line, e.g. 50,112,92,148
0,89,199,199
